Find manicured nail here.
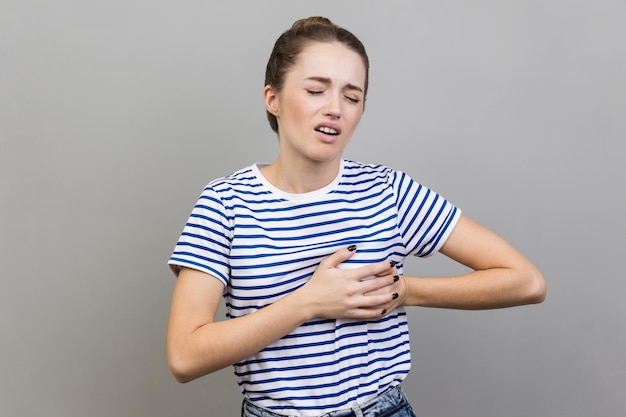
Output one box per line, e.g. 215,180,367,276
389,260,396,267
381,309,387,315
392,293,399,300
393,275,399,282
347,245,357,252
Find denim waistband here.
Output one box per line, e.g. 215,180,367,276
241,385,414,417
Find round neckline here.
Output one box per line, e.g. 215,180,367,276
251,159,345,201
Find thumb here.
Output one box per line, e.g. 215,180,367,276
320,245,358,269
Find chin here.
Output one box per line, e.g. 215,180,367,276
308,150,344,164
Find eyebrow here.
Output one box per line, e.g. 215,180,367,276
305,76,363,93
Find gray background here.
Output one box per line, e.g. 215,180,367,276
2,1,624,416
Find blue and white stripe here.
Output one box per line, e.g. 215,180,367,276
169,159,460,416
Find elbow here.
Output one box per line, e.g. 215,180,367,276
167,347,203,384
168,355,195,384
522,266,547,305
167,342,221,383
171,370,195,384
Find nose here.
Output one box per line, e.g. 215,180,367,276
323,93,342,119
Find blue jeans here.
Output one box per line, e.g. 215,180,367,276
241,385,416,417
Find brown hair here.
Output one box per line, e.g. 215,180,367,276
264,16,370,133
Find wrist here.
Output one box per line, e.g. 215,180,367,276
397,275,413,307
282,285,317,322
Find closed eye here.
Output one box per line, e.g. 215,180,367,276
307,90,323,95
345,96,360,104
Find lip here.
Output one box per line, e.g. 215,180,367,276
314,122,342,142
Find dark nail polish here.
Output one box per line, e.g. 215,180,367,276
392,293,399,300
393,275,399,282
381,309,387,315
347,245,357,252
389,260,396,267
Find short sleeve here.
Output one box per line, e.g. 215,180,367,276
392,170,461,257
167,186,232,285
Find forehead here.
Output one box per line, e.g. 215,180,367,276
288,41,367,88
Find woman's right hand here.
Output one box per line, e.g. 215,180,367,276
296,245,399,320
167,246,399,382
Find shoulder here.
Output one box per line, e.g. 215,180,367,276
342,159,395,181
201,165,267,198
206,165,258,189
343,158,392,173
188,165,265,215
342,159,416,189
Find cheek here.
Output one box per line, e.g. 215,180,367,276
347,110,363,130
282,97,310,122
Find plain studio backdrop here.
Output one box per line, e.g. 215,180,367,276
1,1,624,416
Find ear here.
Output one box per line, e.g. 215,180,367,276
264,85,279,116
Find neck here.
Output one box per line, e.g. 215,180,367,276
260,156,342,194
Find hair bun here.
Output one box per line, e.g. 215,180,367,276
290,16,334,30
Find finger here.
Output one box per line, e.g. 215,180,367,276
347,303,396,320
346,260,395,283
357,290,398,309
319,245,358,269
365,296,401,316
365,271,400,292
375,260,397,277
344,307,389,320
358,273,397,294
364,280,399,297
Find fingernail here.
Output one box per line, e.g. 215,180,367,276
389,260,396,267
392,293,399,300
393,275,399,282
347,245,357,252
381,309,387,315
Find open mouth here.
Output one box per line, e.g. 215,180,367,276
315,126,339,135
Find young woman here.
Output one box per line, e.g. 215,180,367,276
167,17,546,417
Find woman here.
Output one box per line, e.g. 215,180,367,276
167,16,546,417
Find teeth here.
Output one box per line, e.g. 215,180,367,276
317,126,338,135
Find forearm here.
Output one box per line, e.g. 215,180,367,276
168,289,312,383
167,251,400,383
401,266,546,310
398,214,547,310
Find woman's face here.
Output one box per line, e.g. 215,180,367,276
265,41,366,166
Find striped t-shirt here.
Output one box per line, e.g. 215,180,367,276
168,159,460,416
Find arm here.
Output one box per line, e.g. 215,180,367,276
166,247,398,383
398,214,546,309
